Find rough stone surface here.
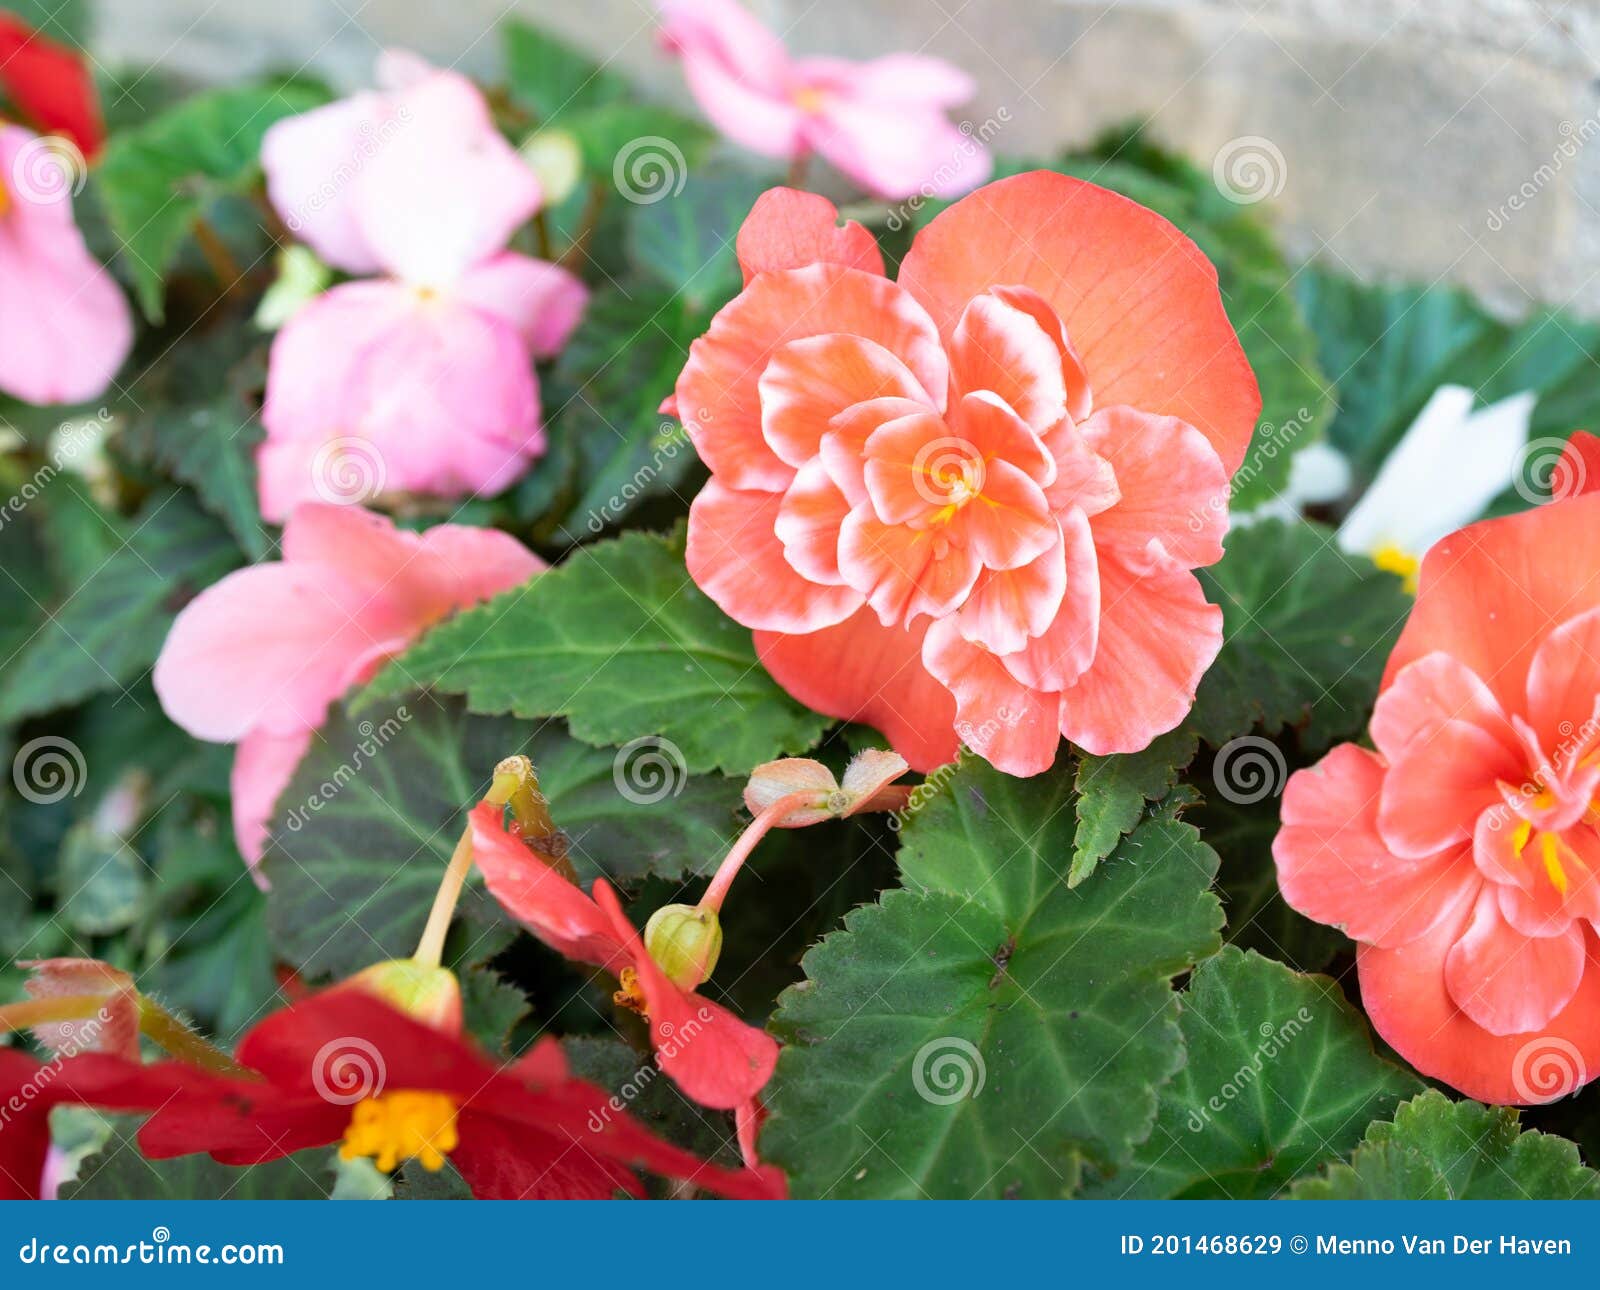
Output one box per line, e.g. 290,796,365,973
92,0,1600,315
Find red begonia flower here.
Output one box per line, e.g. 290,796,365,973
671,174,1260,776
0,988,783,1200
1274,436,1600,1103
0,13,103,158
468,802,779,1112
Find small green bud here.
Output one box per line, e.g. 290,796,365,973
519,128,583,207
346,959,462,1034
643,904,723,990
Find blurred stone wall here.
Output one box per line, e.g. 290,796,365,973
93,0,1600,316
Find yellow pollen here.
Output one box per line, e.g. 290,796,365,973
1512,819,1533,857
338,1090,459,1173
0,174,11,219
613,965,648,1016
1370,544,1419,594
792,85,830,114
1540,833,1570,898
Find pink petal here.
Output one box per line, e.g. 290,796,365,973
821,395,934,507
1057,555,1221,755
755,608,959,772
949,457,1056,571
658,0,803,160
987,285,1092,423
774,459,851,585
735,187,884,283
469,804,630,973
810,99,991,202
839,748,910,811
922,619,1062,775
845,53,976,107
456,253,588,359
742,758,838,828
1526,605,1600,753
349,68,541,285
1377,719,1524,859
677,264,947,492
261,91,387,274
954,528,1067,656
1273,744,1477,948
1370,652,1517,766
759,332,934,469
996,507,1101,690
153,562,410,743
0,127,131,404
259,281,541,521
232,727,314,878
687,477,862,632
948,290,1070,435
1444,884,1585,1035
1081,404,1230,571
837,504,980,625
1041,417,1119,518
949,389,1055,485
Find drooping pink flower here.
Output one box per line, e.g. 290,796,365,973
1273,434,1600,1104
257,51,587,521
670,178,1260,777
469,803,778,1113
656,0,990,201
0,125,131,404
153,504,543,873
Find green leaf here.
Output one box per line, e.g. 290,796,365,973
538,287,704,538
96,82,328,320
1298,269,1600,498
1069,729,1198,886
1291,1090,1600,1200
1191,517,1409,748
0,501,52,669
119,326,271,559
461,964,531,1056
262,702,744,978
57,823,148,935
1085,947,1421,1198
627,168,769,311
362,527,829,775
763,758,1223,1198
63,1132,336,1199
502,19,629,121
0,490,240,723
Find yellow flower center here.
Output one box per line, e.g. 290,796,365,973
0,176,11,219
613,965,649,1016
338,1090,460,1173
1370,543,1419,594
792,85,830,114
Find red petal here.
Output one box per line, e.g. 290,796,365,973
0,14,103,157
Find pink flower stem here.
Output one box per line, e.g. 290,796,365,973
699,790,820,915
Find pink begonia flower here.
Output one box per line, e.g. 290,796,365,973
0,125,132,404
257,52,587,522
656,0,990,201
670,178,1259,777
153,504,543,876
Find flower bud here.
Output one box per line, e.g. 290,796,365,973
519,128,583,206
346,959,462,1035
643,904,723,990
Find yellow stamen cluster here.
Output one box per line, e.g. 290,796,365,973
339,1090,460,1173
0,177,11,219
1370,544,1420,594
613,965,649,1016
791,85,830,114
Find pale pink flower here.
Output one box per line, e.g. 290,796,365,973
0,125,132,405
257,52,587,521
153,504,543,875
657,0,990,201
